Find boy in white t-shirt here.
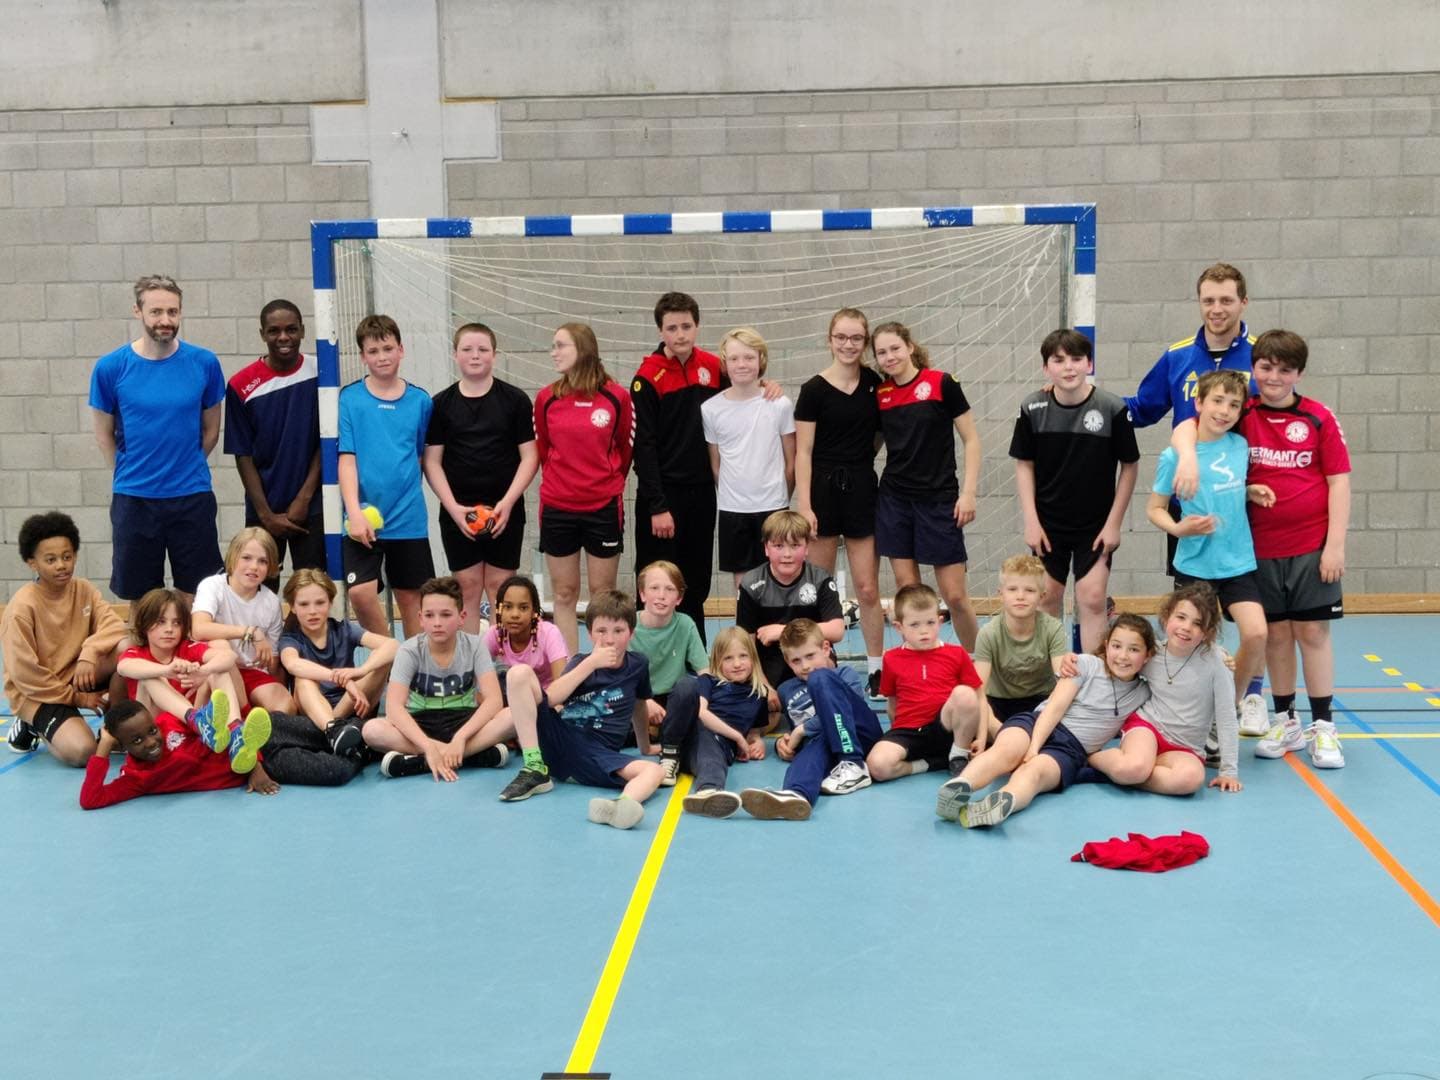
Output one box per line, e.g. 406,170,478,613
702,327,796,588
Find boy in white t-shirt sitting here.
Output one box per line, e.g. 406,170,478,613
702,327,796,589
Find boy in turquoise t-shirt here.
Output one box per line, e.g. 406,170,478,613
1147,369,1268,714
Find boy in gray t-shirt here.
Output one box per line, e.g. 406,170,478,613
359,577,509,781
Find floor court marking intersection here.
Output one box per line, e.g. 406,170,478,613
561,774,693,1077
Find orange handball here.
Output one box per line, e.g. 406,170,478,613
464,504,497,536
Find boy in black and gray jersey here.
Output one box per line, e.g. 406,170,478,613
735,511,846,695
1011,329,1140,653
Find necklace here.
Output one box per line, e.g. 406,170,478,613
1109,675,1146,718
1161,646,1197,685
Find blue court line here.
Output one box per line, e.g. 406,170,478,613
0,751,44,776
1335,696,1440,800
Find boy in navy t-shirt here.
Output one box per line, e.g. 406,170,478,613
499,589,664,830
224,299,323,589
337,314,434,638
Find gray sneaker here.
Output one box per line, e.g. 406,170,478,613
820,760,871,796
959,790,1015,829
739,788,811,821
588,795,644,829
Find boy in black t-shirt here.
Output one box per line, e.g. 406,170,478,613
1011,329,1140,652
423,323,539,631
735,511,847,694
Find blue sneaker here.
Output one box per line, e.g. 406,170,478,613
188,691,231,753
228,707,272,774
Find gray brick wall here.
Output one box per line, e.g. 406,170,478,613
2,73,1437,603
0,107,365,599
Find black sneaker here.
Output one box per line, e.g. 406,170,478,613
326,721,366,762
946,752,969,778
462,744,509,769
379,751,430,778
498,767,554,802
865,670,883,699
7,717,40,754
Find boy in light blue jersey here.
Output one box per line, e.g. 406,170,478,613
1147,369,1269,719
338,314,435,638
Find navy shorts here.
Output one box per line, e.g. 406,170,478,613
342,536,436,592
999,712,1089,791
810,463,878,539
109,490,223,599
874,491,968,566
1037,529,1110,587
536,702,633,789
1256,551,1343,623
987,694,1046,722
539,498,624,559
248,512,327,587
716,509,776,573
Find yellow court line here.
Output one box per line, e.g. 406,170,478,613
1285,756,1440,929
1338,732,1440,740
565,775,692,1075
1364,654,1381,662
1428,697,1440,709
1383,667,1402,676
1404,682,1424,691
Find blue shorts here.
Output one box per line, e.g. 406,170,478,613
536,703,634,789
109,491,223,599
874,491,968,566
999,712,1089,791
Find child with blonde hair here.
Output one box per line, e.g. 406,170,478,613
703,327,797,588
191,526,294,714
656,627,770,817
278,567,398,759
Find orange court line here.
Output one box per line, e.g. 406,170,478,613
1285,755,1440,929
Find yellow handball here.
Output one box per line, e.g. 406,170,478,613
348,504,384,531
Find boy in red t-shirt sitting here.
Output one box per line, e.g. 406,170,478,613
867,583,984,782
79,692,273,809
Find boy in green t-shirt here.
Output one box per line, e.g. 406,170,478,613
969,554,1068,766
631,560,709,741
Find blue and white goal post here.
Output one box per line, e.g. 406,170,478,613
310,202,1096,590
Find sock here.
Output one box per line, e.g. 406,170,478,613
661,743,679,759
908,759,931,775
948,744,968,761
1273,692,1296,716
1246,677,1264,697
1308,695,1333,724
522,746,548,774
866,656,882,673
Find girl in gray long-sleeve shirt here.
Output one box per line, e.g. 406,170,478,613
1089,583,1243,794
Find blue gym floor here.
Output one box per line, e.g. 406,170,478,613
5,615,1439,1080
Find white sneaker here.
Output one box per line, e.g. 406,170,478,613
1308,719,1345,769
1238,694,1269,737
1255,712,1305,759
820,759,872,796
659,754,680,787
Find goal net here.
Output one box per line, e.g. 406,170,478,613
313,205,1097,607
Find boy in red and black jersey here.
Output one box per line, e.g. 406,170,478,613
631,292,724,641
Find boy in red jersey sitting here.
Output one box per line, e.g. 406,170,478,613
79,691,273,809
867,583,984,782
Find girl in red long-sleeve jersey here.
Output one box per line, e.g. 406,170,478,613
533,322,633,653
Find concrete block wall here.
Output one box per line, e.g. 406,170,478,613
447,74,1440,599
3,72,1438,603
0,107,367,599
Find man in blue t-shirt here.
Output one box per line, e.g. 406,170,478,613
224,299,323,589
89,275,225,599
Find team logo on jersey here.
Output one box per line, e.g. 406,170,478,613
799,583,817,604
1082,409,1104,433
632,379,645,393
166,730,185,751
1284,420,1309,444
913,381,932,400
1208,454,1236,485
697,367,712,386
591,409,611,428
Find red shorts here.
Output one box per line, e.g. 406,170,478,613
239,666,282,699
1120,716,1204,762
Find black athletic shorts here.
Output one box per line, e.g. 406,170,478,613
810,463,878,539
342,536,436,591
539,498,624,559
438,505,525,574
717,509,776,573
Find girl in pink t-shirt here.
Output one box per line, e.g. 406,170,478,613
483,576,568,689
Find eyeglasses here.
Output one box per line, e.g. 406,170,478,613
830,333,867,346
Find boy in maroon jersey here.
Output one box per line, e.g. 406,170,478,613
1172,329,1351,768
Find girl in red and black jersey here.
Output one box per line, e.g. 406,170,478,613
532,322,634,653
872,322,983,649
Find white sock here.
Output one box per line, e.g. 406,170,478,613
866,656,882,673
